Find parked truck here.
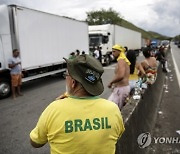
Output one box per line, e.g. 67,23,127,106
0,5,89,99
88,24,142,65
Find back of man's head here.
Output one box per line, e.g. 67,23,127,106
64,55,104,96
143,47,152,58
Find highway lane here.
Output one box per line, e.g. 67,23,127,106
148,44,180,154
0,63,115,154
0,45,179,154
171,43,180,88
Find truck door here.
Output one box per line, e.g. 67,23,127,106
0,37,5,70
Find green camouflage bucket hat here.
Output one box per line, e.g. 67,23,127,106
64,54,104,96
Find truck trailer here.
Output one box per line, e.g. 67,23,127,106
0,5,89,98
89,24,142,65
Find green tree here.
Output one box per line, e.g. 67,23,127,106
86,8,123,25
174,35,180,41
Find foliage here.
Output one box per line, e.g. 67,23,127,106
119,19,172,40
174,35,180,41
85,8,172,40
86,8,123,25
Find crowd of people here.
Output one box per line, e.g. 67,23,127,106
69,49,86,59
29,43,170,153
8,43,169,153
30,53,125,154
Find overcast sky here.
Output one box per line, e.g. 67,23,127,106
0,0,180,37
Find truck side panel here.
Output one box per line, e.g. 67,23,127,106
0,5,11,35
15,6,88,70
0,5,13,70
114,25,141,50
106,25,114,53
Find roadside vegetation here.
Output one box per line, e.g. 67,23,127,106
85,8,173,40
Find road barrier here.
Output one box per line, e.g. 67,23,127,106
115,65,165,154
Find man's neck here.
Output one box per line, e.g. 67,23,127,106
70,88,92,97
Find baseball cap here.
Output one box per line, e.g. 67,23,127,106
63,54,104,96
112,44,125,52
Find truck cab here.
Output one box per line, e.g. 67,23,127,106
88,26,113,65
0,43,11,99
0,5,13,98
89,32,109,50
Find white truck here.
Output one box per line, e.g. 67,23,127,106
88,24,142,65
0,5,89,98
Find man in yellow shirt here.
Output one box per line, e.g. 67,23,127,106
30,54,125,154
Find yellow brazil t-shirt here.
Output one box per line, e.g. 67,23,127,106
30,96,125,154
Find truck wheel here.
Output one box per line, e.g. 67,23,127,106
105,55,111,66
0,79,11,99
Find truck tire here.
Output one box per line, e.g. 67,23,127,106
0,79,11,99
105,55,111,66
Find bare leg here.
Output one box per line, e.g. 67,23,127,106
17,85,23,96
11,86,16,99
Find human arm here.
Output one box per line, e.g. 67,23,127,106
30,122,48,148
30,106,50,148
30,139,46,148
140,60,147,71
108,59,126,88
136,62,146,77
8,61,21,69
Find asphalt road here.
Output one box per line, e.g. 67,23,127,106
0,64,115,154
0,44,180,154
147,44,180,154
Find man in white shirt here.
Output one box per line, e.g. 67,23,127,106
94,46,100,59
8,49,23,99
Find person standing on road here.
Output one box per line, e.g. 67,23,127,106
97,46,102,63
30,54,125,154
108,44,131,110
8,49,23,99
81,51,85,55
155,45,170,73
68,52,76,59
124,46,128,53
75,49,80,56
94,46,100,60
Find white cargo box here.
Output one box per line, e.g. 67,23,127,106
15,6,89,70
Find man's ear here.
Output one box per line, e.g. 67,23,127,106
71,79,76,89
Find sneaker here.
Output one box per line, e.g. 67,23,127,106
166,68,171,73
162,68,168,73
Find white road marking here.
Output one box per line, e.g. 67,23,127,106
176,130,180,135
171,48,180,89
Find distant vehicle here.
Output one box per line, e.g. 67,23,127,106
161,40,170,48
178,42,180,48
174,41,179,45
0,5,89,99
88,24,142,65
151,39,160,49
